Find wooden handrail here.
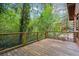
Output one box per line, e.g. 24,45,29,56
0,31,79,35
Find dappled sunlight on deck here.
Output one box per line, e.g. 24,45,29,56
1,38,79,56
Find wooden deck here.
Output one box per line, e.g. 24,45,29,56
1,38,79,56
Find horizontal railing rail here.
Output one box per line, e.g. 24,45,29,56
0,31,79,35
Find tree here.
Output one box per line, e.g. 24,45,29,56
0,4,22,33
28,4,61,32
0,3,5,13
19,3,30,44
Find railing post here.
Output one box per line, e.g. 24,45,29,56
37,32,39,41
73,15,77,42
22,32,27,45
45,31,48,38
19,33,22,44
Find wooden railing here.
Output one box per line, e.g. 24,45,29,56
0,31,79,54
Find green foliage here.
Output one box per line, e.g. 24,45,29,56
0,4,21,33
0,3,65,49
28,4,62,32
20,3,30,32
0,4,5,13
0,3,62,33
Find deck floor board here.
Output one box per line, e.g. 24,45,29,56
1,38,79,56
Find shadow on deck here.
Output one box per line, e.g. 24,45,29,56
1,38,79,56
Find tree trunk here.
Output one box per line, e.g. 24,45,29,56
19,3,30,44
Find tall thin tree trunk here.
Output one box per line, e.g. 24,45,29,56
19,3,30,44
